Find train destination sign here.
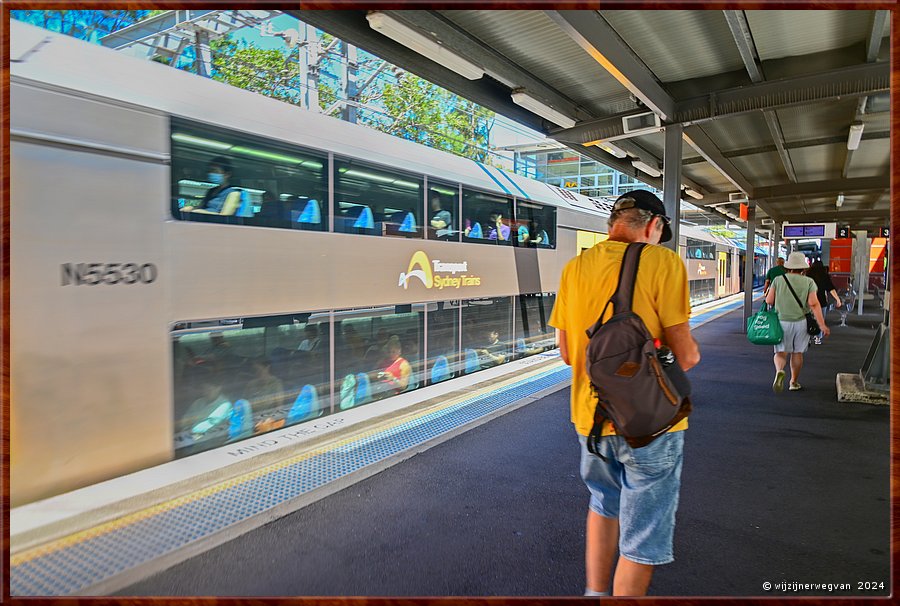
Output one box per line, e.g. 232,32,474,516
782,222,836,239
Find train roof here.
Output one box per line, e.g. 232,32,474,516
12,19,746,250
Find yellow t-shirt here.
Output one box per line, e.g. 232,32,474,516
549,240,692,437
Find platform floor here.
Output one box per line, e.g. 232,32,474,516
115,303,890,597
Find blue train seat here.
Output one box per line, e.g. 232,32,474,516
355,372,372,404
468,222,483,239
287,384,318,424
228,398,253,440
516,338,527,353
297,199,321,225
353,206,375,229
464,348,480,374
431,355,450,384
399,212,417,233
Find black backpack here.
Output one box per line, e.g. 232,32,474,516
584,242,692,454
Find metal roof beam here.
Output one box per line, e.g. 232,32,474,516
286,9,547,132
778,209,889,223
723,10,762,82
550,62,888,143
866,11,889,62
681,131,890,164
545,10,676,121
100,10,215,49
383,11,588,124
755,176,888,201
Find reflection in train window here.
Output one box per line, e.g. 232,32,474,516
461,297,513,372
514,201,556,248
686,237,716,260
334,305,425,410
515,293,557,356
462,188,513,245
333,158,423,238
427,301,460,385
172,312,330,458
170,118,328,230
427,181,459,241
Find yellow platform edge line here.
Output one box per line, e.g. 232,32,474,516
12,360,566,566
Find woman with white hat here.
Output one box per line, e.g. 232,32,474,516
764,251,830,392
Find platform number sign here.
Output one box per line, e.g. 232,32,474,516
879,227,889,238
837,226,850,239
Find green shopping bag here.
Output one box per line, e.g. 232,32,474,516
746,303,784,345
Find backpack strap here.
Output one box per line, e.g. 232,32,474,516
610,242,646,314
780,274,807,311
585,242,647,337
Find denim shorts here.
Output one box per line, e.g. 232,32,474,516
578,431,685,565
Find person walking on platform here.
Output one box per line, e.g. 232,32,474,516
549,190,700,597
763,256,786,295
765,252,830,392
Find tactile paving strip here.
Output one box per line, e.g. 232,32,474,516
11,364,571,596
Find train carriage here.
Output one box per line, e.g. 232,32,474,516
10,20,755,505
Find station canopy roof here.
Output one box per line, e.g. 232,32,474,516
288,9,891,232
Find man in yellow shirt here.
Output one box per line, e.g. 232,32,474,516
549,190,700,596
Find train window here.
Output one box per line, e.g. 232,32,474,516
334,158,423,238
334,305,425,408
171,313,330,458
461,297,514,372
514,201,556,249
514,293,557,357
427,181,460,241
426,301,460,385
462,188,513,245
689,278,716,305
686,237,716,260
170,118,328,231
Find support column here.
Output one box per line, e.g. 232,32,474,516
742,199,757,326
340,41,358,124
662,123,682,253
855,230,870,315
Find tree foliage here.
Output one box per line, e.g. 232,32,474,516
11,10,496,163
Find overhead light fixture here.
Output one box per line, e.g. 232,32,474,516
836,193,844,208
684,188,703,200
510,90,577,129
367,12,484,80
847,121,864,150
597,142,627,158
631,160,661,178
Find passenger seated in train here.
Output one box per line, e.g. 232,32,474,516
178,366,234,439
244,358,285,412
475,329,507,368
375,335,412,394
296,324,321,353
429,194,454,237
488,210,511,241
182,157,244,216
525,219,550,247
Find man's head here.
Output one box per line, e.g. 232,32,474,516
431,195,443,212
608,190,672,244
776,257,785,266
489,210,504,223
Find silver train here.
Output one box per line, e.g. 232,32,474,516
10,20,754,506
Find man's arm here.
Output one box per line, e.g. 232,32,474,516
557,329,570,365
763,278,771,295
765,284,776,307
663,322,700,371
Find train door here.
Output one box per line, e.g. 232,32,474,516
717,251,728,296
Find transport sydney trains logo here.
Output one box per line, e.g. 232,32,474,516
399,251,482,290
